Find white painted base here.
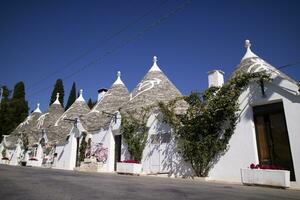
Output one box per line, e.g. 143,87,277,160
241,169,290,188
27,160,41,167
116,162,142,175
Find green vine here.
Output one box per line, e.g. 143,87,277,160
2,148,6,158
159,72,271,177
21,132,29,152
79,133,87,162
121,108,150,161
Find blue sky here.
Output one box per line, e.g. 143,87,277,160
1,0,300,112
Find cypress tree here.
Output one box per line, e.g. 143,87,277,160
0,82,29,140
0,86,12,140
87,98,96,109
49,79,64,106
65,82,77,111
10,82,29,130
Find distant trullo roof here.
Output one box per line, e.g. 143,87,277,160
33,93,65,144
123,56,183,112
4,103,43,149
81,71,130,132
234,40,298,85
49,89,90,144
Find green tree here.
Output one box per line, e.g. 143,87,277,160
0,82,29,140
79,133,87,162
121,108,149,161
10,82,29,131
65,82,76,111
87,98,96,109
0,86,12,141
159,72,271,177
49,79,64,106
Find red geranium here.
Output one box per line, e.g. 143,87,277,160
121,160,140,164
249,163,281,170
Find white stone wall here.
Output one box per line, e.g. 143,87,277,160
208,78,300,188
90,128,115,172
53,128,78,170
123,112,195,177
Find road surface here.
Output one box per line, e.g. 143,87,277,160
0,164,299,200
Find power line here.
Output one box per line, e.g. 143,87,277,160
28,0,193,98
27,0,170,90
278,60,300,70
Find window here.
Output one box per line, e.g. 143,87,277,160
150,132,171,144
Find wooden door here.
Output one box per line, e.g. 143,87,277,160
253,102,295,181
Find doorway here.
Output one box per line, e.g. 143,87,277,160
114,135,122,171
253,102,295,181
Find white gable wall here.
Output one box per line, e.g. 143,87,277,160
53,128,78,170
140,112,194,177
90,128,115,172
208,78,300,188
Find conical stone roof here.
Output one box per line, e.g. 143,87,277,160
123,56,182,112
9,104,43,148
50,90,90,144
234,40,298,85
33,94,65,144
81,72,130,132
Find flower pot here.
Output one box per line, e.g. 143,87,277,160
241,168,290,188
21,161,27,166
117,162,142,175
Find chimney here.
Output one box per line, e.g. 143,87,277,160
97,88,108,102
207,70,225,87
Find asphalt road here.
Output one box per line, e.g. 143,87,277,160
0,164,299,200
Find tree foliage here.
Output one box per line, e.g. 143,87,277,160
0,83,28,140
65,82,77,111
11,82,29,128
0,86,13,140
159,72,271,177
121,108,149,161
79,133,87,162
49,79,64,106
87,98,97,109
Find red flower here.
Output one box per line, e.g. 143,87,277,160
250,163,256,169
121,160,140,164
249,163,282,170
29,157,38,161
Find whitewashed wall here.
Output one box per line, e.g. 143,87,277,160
10,144,22,166
208,77,300,188
91,128,115,172
121,112,194,177
53,128,78,170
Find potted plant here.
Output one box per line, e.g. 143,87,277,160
117,110,149,175
241,163,290,188
1,149,9,164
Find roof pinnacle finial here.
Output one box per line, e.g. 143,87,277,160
241,39,258,61
149,55,162,72
153,56,158,63
112,70,125,86
53,93,60,104
33,102,42,113
76,89,85,102
245,39,251,48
